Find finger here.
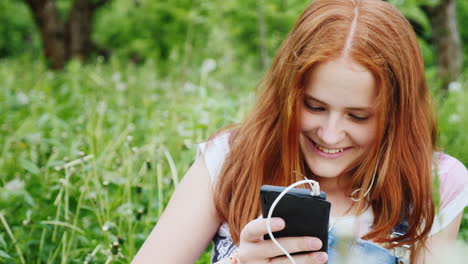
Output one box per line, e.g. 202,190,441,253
269,251,328,264
258,236,323,257
240,217,285,243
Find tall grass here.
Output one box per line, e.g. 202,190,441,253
0,56,466,263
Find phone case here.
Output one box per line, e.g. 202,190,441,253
260,185,331,253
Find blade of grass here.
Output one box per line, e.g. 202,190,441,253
0,212,25,264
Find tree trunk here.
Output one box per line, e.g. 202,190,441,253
25,0,110,70
67,0,94,61
25,0,67,69
424,0,463,91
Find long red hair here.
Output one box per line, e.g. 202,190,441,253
213,0,436,261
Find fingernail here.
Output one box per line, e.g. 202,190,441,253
317,252,328,262
273,218,284,229
307,238,321,249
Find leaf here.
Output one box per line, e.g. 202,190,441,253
0,234,6,249
20,159,40,175
40,220,84,234
0,249,11,259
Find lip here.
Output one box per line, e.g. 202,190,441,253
308,138,351,159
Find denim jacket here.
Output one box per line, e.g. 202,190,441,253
210,221,410,264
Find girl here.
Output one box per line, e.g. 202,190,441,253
133,0,468,263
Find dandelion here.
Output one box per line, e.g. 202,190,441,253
101,221,113,232
177,123,192,137
112,72,122,83
117,203,134,216
111,241,120,255
103,241,124,263
116,82,126,92
201,58,217,75
97,101,107,115
46,71,55,80
128,123,136,132
5,179,24,191
199,110,210,125
16,92,29,105
150,93,159,102
448,81,462,93
449,114,461,124
183,81,197,92
136,208,144,220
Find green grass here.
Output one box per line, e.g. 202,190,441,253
0,56,466,263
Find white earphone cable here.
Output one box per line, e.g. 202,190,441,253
265,179,321,264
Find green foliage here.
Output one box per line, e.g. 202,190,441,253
457,0,468,64
0,55,259,263
0,0,39,58
94,0,308,69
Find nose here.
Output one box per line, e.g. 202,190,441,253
317,114,345,146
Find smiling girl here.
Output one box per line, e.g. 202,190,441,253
133,0,468,263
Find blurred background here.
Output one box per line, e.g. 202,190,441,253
0,0,466,263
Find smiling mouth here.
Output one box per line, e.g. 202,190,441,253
310,139,348,154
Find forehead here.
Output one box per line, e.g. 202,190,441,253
304,58,377,108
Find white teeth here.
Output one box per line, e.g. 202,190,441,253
315,143,344,154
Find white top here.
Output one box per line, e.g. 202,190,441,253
197,133,468,239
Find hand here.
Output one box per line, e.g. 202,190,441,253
237,217,328,264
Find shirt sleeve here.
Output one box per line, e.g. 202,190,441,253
429,152,468,235
196,133,231,184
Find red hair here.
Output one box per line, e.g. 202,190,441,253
213,0,436,261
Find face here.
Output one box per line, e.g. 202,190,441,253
299,57,378,180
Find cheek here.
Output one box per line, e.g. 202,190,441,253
300,110,316,131
352,124,377,148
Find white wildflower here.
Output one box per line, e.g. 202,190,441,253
102,221,114,232
5,179,24,191
97,101,107,115
150,93,159,102
201,58,217,75
112,72,122,83
448,81,462,93
183,82,197,92
449,114,460,123
17,92,29,105
117,203,134,216
177,123,192,137
199,110,210,125
128,123,136,132
116,82,127,92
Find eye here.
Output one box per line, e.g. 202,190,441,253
304,101,325,112
349,113,369,121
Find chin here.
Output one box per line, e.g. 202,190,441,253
309,166,343,179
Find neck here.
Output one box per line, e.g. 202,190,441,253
310,175,358,217
314,175,343,195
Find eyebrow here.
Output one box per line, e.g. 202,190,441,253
304,94,374,111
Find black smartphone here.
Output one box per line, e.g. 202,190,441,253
260,185,331,253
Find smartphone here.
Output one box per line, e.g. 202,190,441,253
260,184,331,253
